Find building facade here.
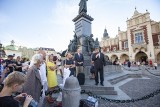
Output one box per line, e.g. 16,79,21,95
4,40,35,59
34,47,56,55
5,40,22,58
100,9,160,63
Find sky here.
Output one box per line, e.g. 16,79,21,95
0,0,160,52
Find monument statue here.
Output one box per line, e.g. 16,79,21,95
79,0,88,14
70,0,95,78
94,38,100,48
87,34,95,52
68,33,78,52
73,31,80,46
72,36,78,52
68,40,73,52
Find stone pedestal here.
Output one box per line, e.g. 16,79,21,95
73,12,93,37
73,12,94,78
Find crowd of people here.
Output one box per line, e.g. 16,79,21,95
0,46,108,106
0,47,95,106
108,58,158,70
123,60,158,70
1,46,159,106
0,50,59,106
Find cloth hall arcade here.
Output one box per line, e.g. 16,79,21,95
100,8,160,64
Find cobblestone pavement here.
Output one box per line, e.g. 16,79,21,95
98,74,160,107
44,66,160,107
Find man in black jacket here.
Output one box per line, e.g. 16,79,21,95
74,49,84,76
92,47,106,86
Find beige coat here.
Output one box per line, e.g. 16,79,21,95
23,65,42,102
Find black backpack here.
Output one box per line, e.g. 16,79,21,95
77,73,85,85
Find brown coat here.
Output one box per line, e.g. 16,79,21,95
23,65,42,102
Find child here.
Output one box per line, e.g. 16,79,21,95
0,71,33,107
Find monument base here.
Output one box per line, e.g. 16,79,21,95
83,66,91,78
77,36,92,79
83,55,91,79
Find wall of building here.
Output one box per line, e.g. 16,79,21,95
100,9,160,63
5,50,22,58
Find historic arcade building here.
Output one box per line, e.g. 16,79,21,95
100,8,160,63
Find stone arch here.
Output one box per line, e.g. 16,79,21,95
104,55,109,61
135,51,148,63
157,52,160,63
120,54,129,63
110,54,118,62
140,47,147,52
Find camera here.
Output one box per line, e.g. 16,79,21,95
20,96,38,107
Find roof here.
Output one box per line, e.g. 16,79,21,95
5,45,18,51
132,8,143,18
103,28,109,38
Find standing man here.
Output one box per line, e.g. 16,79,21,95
92,47,106,86
74,49,84,76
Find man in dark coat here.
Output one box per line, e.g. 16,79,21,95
92,47,106,86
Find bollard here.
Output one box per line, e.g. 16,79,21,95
62,76,81,107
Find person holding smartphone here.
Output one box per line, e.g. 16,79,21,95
0,71,33,107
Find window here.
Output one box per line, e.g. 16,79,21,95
135,32,143,43
124,41,128,49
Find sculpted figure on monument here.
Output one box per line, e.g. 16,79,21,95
94,38,100,49
68,40,73,52
68,33,79,52
79,0,88,14
72,35,78,52
73,31,80,45
87,34,95,52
